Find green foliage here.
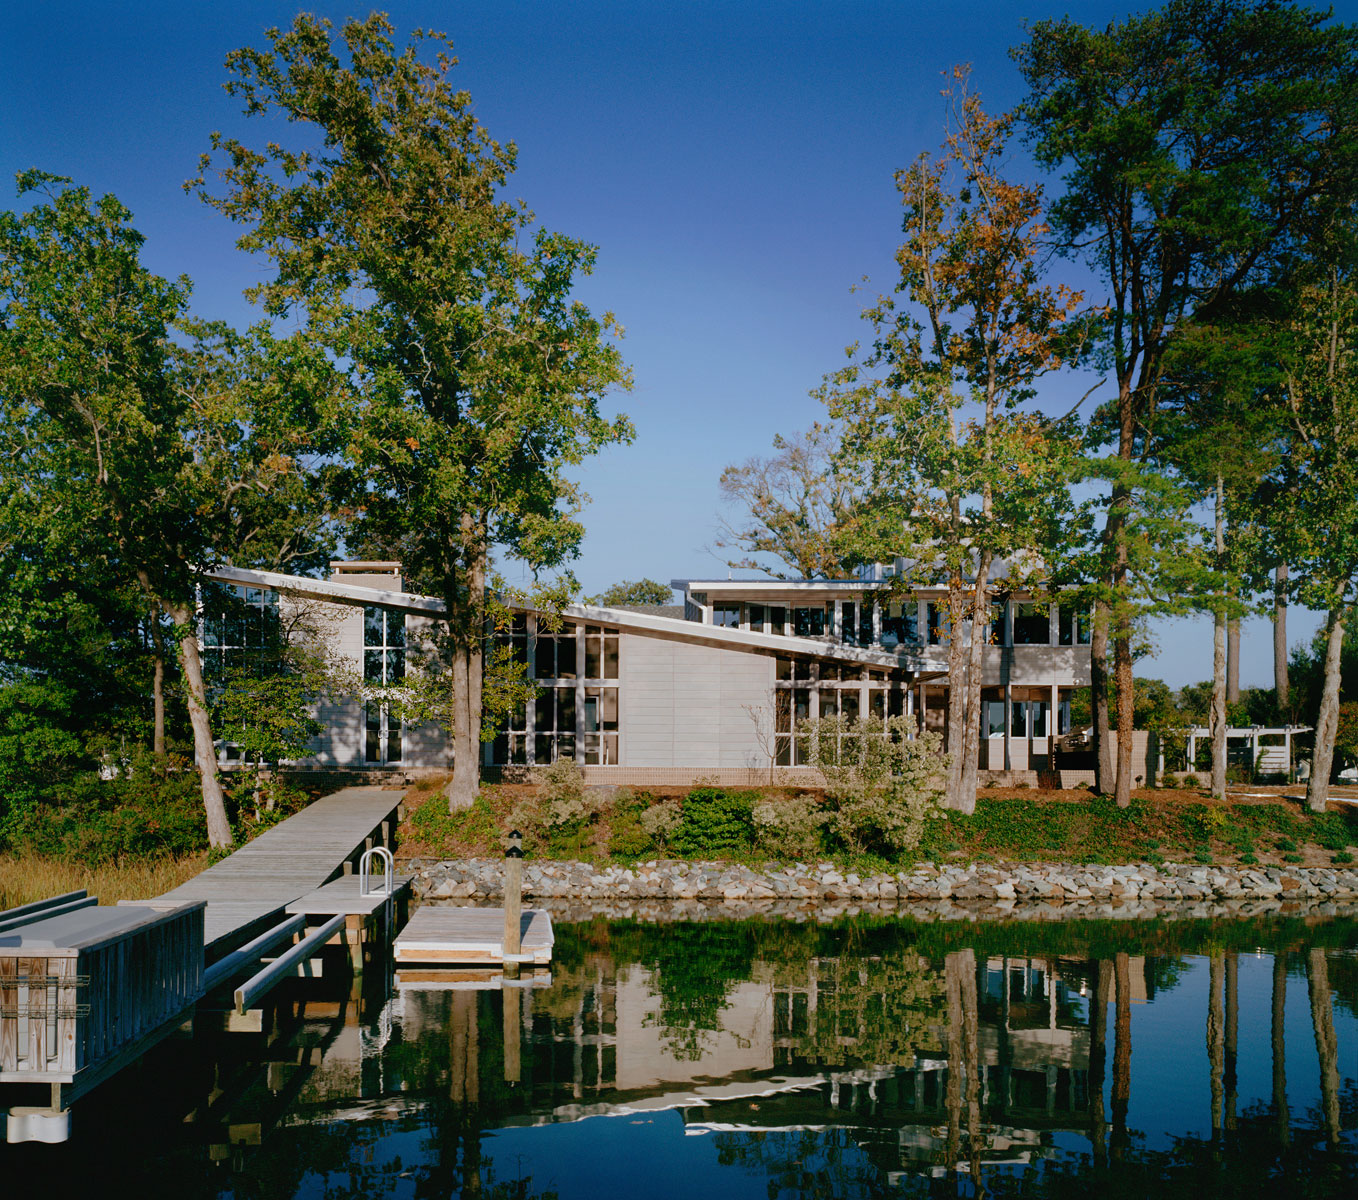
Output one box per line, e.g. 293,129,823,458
751,794,827,862
410,788,502,850
671,787,756,857
800,717,947,855
196,13,633,804
606,790,659,858
529,759,591,828
1,753,209,862
587,579,674,607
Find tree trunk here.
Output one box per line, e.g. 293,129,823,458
1113,618,1135,806
956,557,993,815
1212,606,1228,799
149,602,167,760
1274,564,1290,716
943,574,971,811
1308,948,1340,1146
1211,476,1228,800
166,601,233,848
1271,952,1288,1146
1091,599,1114,794
1207,952,1224,1135
1226,617,1241,705
1111,952,1131,1157
1305,604,1348,812
445,533,487,812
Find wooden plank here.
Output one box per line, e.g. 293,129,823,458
394,907,553,966
202,916,306,993
0,956,16,1071
54,957,77,1073
0,895,97,935
24,955,45,1069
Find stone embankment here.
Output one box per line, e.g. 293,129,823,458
402,857,1358,922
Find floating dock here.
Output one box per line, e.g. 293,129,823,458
394,906,554,966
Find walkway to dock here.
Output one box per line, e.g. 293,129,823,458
133,786,406,955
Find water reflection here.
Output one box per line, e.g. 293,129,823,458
5,914,1357,1196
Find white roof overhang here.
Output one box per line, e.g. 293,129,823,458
205,565,944,678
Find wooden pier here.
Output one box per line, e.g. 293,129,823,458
2,786,408,1142
132,786,408,958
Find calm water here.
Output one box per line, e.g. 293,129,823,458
7,912,1358,1196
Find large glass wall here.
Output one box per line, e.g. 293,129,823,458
773,656,913,766
491,619,620,766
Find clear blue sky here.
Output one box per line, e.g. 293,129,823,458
3,1,1348,688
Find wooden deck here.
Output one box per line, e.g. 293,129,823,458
394,906,554,966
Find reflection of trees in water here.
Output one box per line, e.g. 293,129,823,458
711,1127,899,1200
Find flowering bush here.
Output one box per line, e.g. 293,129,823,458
799,716,947,855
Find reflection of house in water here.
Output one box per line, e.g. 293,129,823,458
367,950,1121,1183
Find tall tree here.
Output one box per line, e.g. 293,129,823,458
1263,257,1358,809
825,73,1081,812
0,173,233,845
715,426,862,579
1016,0,1358,805
196,14,632,810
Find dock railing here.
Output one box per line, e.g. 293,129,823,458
1,900,205,1086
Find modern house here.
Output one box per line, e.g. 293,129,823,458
203,560,1093,785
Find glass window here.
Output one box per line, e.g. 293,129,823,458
1059,607,1093,645
859,599,876,647
776,657,792,681
989,601,1007,645
362,605,405,683
748,603,765,632
1013,603,1049,645
1011,701,1028,737
792,606,826,637
985,701,1006,737
712,603,741,628
365,704,402,763
768,606,787,636
841,601,857,645
1030,701,1049,738
927,602,950,645
882,601,917,646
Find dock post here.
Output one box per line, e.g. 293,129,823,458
504,830,523,978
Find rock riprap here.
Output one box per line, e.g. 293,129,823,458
402,858,1358,919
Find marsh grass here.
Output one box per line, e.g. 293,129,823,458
0,852,210,910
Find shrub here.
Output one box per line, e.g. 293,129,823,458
752,794,826,861
530,759,591,828
638,799,683,851
800,716,947,856
671,787,756,857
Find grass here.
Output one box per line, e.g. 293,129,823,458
0,852,210,910
395,777,1358,871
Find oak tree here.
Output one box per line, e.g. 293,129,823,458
196,15,632,809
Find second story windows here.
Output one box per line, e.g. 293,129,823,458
364,605,405,683
1059,607,1092,645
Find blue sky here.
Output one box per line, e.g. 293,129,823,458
3,1,1349,688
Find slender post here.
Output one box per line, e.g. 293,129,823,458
503,829,523,972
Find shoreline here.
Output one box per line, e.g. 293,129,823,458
401,856,1358,922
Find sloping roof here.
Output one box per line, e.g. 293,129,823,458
205,564,942,677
